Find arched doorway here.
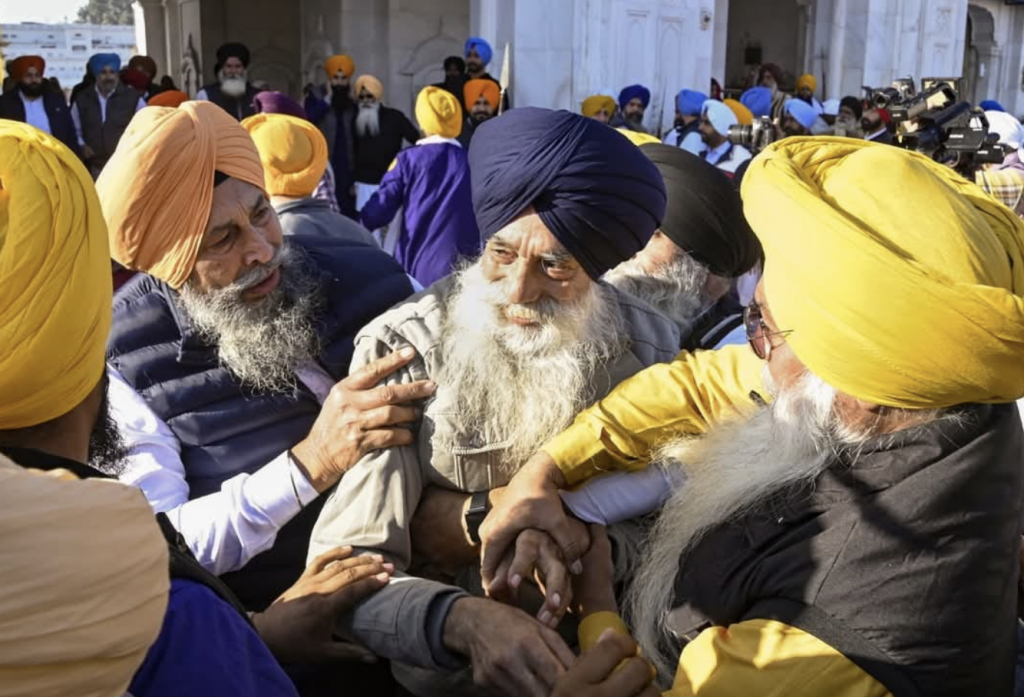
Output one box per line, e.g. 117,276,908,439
963,4,997,104
724,0,804,93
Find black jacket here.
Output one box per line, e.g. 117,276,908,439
352,105,419,184
0,89,81,159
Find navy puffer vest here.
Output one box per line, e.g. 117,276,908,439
108,236,412,609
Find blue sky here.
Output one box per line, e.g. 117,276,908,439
2,0,88,25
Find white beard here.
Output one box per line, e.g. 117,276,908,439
627,368,862,681
219,71,248,98
604,254,713,336
356,102,381,137
430,263,629,473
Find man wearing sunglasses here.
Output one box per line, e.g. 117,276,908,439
481,138,1024,697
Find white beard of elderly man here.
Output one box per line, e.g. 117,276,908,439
308,107,677,697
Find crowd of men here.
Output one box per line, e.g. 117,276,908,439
2,29,1024,697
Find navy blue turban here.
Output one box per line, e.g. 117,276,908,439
469,107,667,280
619,84,651,110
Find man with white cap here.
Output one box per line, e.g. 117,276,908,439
697,99,751,176
975,110,1024,218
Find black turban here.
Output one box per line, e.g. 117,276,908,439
639,143,761,278
469,108,667,280
840,96,863,120
215,42,251,72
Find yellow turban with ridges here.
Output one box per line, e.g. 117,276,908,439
242,113,328,197
0,122,112,429
97,101,266,289
415,86,462,139
582,95,616,118
324,54,355,78
0,455,168,697
742,137,1024,408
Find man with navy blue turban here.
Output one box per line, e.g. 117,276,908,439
71,52,146,176
664,88,707,152
309,107,678,697
612,83,651,133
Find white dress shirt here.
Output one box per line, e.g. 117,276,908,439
108,365,322,575
71,86,147,147
19,92,52,134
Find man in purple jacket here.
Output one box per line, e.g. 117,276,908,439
361,86,480,286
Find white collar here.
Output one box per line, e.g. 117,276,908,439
416,134,461,147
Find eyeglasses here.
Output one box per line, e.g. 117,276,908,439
743,300,793,360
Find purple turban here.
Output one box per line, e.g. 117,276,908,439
619,84,651,110
253,91,308,120
740,87,771,118
676,89,708,117
469,107,667,280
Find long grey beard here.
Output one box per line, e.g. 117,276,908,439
177,245,322,394
604,254,713,336
627,368,861,681
356,102,381,137
431,263,629,473
219,72,247,98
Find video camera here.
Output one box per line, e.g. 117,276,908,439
726,115,777,154
865,78,1005,175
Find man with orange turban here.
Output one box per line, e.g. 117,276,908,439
360,86,479,285
242,112,376,247
481,137,1024,697
458,77,499,147
0,121,401,697
0,55,80,157
305,53,359,217
94,101,433,617
350,73,418,231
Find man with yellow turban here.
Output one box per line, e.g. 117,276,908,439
582,94,616,124
350,73,419,229
359,85,479,285
0,120,396,696
94,101,433,618
305,53,359,216
0,55,80,157
481,137,1024,697
242,112,376,247
458,77,500,147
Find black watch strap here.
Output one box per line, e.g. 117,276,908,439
465,490,490,545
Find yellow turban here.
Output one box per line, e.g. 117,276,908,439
354,74,384,102
0,122,111,429
415,86,462,139
796,73,816,93
582,95,616,118
97,101,266,289
724,98,754,125
615,128,661,147
324,54,355,78
742,137,1024,408
242,113,328,197
0,454,168,697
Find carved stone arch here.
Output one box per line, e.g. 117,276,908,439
967,4,996,51
303,38,336,89
249,45,300,96
396,18,463,116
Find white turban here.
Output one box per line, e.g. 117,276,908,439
701,99,737,137
985,110,1024,160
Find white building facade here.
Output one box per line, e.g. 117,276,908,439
1,22,137,88
134,0,1024,134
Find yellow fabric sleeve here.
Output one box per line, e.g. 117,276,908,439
543,345,765,485
665,619,893,697
578,612,631,651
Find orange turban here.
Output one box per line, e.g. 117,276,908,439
796,74,817,94
324,54,355,78
147,90,189,108
724,98,754,125
354,74,384,101
9,56,45,82
464,78,499,111
242,113,328,197
96,101,266,289
582,95,616,118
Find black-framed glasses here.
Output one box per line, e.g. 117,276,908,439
743,300,793,360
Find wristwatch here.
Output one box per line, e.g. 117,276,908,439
464,490,490,545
